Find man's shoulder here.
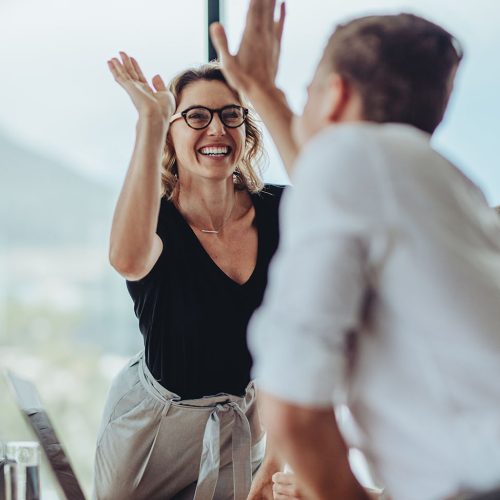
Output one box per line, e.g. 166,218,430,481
303,123,445,185
291,123,458,217
294,123,405,183
306,122,431,155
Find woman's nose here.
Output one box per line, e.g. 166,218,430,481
206,113,226,135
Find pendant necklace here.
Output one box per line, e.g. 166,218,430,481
178,192,236,235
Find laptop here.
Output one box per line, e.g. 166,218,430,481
5,371,86,500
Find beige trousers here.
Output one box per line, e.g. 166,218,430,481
93,352,265,500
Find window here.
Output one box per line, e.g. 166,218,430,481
0,1,498,496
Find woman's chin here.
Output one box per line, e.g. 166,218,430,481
197,158,236,176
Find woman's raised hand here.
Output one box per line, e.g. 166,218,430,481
107,52,175,122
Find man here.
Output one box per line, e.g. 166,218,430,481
211,2,500,500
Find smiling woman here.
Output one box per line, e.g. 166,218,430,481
160,65,264,200
94,53,285,500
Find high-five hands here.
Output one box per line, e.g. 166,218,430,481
107,52,175,123
210,0,286,96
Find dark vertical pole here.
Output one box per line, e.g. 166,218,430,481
207,0,221,61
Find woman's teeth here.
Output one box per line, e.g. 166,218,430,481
199,146,230,156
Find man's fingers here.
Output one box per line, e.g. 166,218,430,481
273,482,301,499
210,22,232,62
275,1,286,44
272,472,295,485
211,22,252,92
246,0,265,29
272,472,302,498
246,0,276,32
267,0,278,32
250,0,276,32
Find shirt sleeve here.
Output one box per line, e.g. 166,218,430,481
248,126,389,407
155,197,171,245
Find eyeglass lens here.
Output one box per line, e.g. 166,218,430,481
185,106,246,129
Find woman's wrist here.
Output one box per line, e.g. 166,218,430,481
136,113,169,138
137,110,169,126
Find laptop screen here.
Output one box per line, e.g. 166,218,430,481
5,371,86,500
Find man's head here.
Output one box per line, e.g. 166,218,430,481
296,13,463,146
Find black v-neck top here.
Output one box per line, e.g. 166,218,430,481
126,185,285,399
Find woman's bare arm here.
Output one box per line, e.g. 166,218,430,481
107,52,175,280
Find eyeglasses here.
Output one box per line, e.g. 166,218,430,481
169,105,249,130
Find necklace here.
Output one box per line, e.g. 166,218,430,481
177,191,236,235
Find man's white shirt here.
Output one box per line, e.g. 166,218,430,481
249,123,500,500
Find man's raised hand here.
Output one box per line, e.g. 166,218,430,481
210,0,285,96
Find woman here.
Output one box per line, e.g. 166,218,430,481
93,52,285,500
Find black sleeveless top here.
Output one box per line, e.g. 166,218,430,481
126,185,285,399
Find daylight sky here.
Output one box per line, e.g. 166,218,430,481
1,0,499,202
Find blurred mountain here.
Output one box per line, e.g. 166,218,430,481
0,131,114,247
0,131,141,355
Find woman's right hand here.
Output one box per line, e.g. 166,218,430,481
107,52,176,122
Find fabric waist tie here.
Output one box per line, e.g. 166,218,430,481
193,401,252,500
137,352,253,500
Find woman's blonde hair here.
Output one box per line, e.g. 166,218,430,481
161,62,265,198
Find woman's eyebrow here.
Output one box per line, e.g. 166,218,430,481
184,103,241,109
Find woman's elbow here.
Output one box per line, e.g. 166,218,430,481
109,247,148,281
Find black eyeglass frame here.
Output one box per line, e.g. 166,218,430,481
169,105,249,130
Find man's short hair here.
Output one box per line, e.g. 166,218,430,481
322,13,463,134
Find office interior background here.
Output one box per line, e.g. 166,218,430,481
0,0,499,496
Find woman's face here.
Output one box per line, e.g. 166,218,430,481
169,79,246,183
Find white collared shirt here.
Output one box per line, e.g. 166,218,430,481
249,123,500,500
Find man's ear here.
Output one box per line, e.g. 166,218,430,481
324,73,351,123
